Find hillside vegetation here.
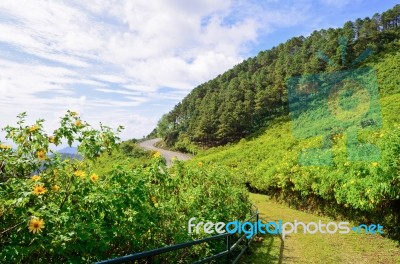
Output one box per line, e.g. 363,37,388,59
244,193,400,263
156,4,400,150
190,54,400,239
152,4,400,242
0,114,250,263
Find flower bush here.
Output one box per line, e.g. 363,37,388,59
194,94,400,239
0,112,250,263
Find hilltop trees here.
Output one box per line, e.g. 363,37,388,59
156,4,400,150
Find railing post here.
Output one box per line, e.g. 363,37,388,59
226,235,231,263
96,206,259,264
256,210,259,237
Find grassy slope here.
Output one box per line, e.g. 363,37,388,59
193,92,399,189
192,50,400,201
242,193,400,264
188,50,400,262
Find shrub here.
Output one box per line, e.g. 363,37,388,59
0,112,250,263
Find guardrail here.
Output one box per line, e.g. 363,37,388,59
95,205,259,264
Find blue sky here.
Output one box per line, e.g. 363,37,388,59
0,0,398,142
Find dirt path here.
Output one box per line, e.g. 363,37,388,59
138,138,192,166
242,193,400,264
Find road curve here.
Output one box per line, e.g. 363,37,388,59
138,138,192,166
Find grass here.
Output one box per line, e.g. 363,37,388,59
92,140,153,175
241,193,400,264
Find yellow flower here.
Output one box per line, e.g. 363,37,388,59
29,124,39,133
36,150,47,161
371,162,378,167
51,185,60,191
32,184,47,195
18,136,25,143
70,111,78,116
28,217,45,234
152,151,161,158
151,196,159,207
0,144,11,150
53,169,59,177
198,161,203,167
48,136,57,144
75,120,82,127
90,173,99,182
74,170,86,178
31,175,41,181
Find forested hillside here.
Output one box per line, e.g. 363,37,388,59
156,4,400,150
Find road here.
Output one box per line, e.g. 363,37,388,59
138,138,192,166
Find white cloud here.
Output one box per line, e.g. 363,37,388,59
93,74,128,84
95,88,140,96
0,0,312,139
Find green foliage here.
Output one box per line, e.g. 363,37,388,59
245,193,400,264
92,140,154,176
150,4,400,240
0,112,250,263
155,4,400,148
192,93,400,237
0,111,122,181
173,133,201,154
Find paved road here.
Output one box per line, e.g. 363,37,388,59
139,138,192,166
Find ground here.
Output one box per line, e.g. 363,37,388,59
241,193,400,264
138,138,192,166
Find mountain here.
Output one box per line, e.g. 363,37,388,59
155,4,400,152
58,146,78,155
57,146,81,160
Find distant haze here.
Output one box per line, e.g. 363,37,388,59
58,146,78,155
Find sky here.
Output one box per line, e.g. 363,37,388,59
0,0,398,145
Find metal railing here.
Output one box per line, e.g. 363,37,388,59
95,205,259,264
